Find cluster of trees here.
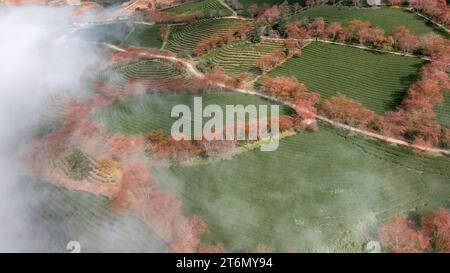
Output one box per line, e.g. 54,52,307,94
378,208,450,253
41,99,97,154
255,49,286,72
247,2,292,39
193,23,253,56
110,160,222,252
65,148,92,180
284,39,302,57
260,75,320,131
160,76,186,93
107,133,144,158
409,0,450,27
92,81,121,108
248,3,271,18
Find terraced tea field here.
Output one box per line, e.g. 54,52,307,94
268,42,424,114
165,18,252,55
27,181,166,252
202,40,285,76
48,151,120,185
153,124,450,251
435,92,450,129
93,92,291,136
163,0,233,18
288,6,445,36
124,24,163,48
97,58,188,91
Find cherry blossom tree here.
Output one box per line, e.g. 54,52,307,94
421,208,450,252
379,215,431,253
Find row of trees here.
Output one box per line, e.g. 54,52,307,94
259,75,320,131
373,47,448,147
409,0,450,27
320,82,448,149
321,94,377,130
284,17,450,55
189,67,252,91
284,18,391,49
193,23,253,56
145,114,296,163
378,208,450,253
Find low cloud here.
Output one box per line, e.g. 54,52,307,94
0,5,101,251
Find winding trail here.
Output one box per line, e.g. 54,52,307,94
104,43,450,157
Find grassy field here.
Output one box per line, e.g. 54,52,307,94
153,124,450,252
202,40,285,76
163,0,233,18
93,92,292,136
124,24,163,48
435,92,450,129
97,58,188,91
289,6,445,36
165,18,252,55
268,42,424,114
26,181,166,252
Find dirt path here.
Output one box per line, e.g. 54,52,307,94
104,43,450,156
217,0,237,17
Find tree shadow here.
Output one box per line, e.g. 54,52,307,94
386,64,423,112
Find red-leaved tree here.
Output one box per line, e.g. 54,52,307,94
320,94,376,129
421,208,450,252
378,215,431,253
